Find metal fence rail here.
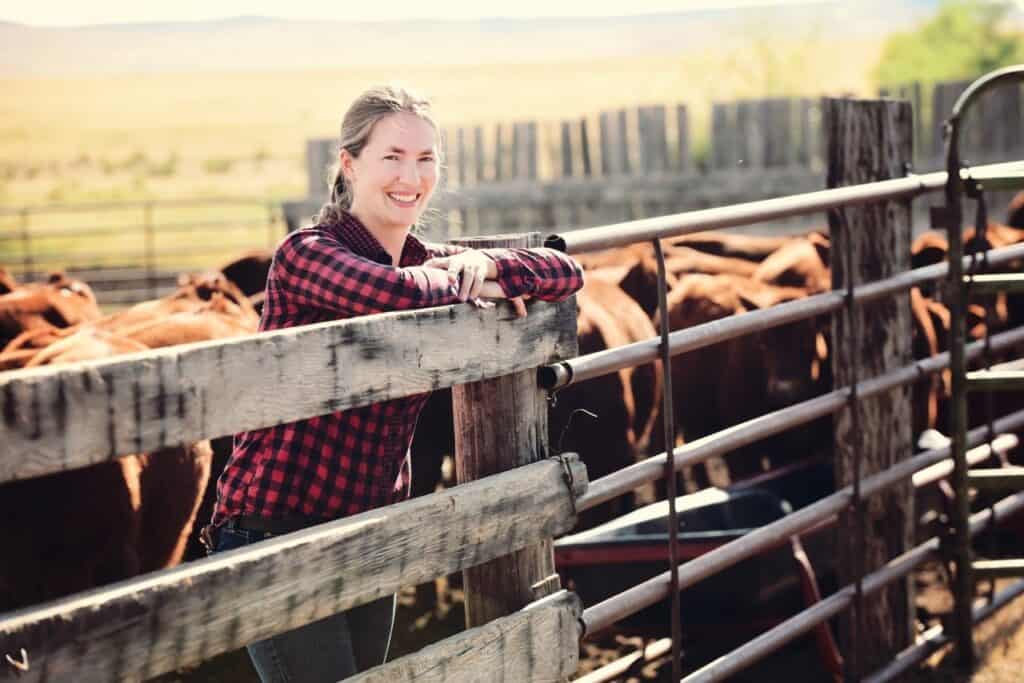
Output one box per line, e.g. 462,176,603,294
533,116,1024,676
576,324,1024,514
1,197,282,304
545,161,1023,254
685,489,1024,683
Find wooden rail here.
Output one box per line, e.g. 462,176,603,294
351,590,582,683
0,298,576,483
0,456,587,682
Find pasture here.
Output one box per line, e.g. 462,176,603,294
0,36,884,206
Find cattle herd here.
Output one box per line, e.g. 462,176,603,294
1,192,1023,621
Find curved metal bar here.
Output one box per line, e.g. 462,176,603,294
948,65,1024,127
941,64,1024,670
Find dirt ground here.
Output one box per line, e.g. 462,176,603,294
157,562,1024,683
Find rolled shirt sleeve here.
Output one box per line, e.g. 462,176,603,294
481,247,585,302
274,232,460,316
423,242,584,303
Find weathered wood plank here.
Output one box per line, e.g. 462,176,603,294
579,118,593,178
473,126,486,184
616,109,632,176
764,98,792,167
350,590,582,683
451,234,570,628
676,104,690,172
456,127,468,187
638,105,668,174
494,124,506,182
560,121,574,178
797,98,813,167
736,100,764,169
825,96,914,677
599,111,615,176
0,298,578,483
306,138,336,201
0,456,588,683
711,102,733,169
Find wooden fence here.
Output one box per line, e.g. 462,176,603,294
0,273,585,681
288,77,1024,237
2,92,1024,682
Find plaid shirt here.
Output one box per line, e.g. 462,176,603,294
212,211,583,527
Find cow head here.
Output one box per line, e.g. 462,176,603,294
738,285,827,409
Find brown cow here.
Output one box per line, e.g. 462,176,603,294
552,278,664,528
0,333,213,612
586,244,760,318
655,274,830,487
752,233,831,294
669,230,794,262
0,272,101,350
219,248,274,298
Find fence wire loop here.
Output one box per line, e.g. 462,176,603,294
4,649,28,673
556,408,598,455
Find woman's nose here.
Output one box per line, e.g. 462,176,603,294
398,159,420,184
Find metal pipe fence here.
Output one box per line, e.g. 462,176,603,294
535,145,1024,678
0,197,284,306
574,285,1024,514
545,161,1024,254
864,579,1024,683
580,409,1024,637
540,241,1024,391
685,489,1024,683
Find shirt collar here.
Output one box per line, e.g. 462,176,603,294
322,210,429,266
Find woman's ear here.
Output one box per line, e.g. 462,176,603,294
340,149,355,182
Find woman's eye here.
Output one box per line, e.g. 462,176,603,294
384,154,399,161
419,156,435,163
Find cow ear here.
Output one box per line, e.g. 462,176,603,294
810,234,830,267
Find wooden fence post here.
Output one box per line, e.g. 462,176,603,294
824,96,915,677
449,232,575,627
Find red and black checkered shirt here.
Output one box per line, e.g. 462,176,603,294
212,211,583,527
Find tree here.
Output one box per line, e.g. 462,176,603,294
874,0,1024,87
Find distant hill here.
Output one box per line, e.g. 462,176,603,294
0,1,943,76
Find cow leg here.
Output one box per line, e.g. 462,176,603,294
137,442,213,572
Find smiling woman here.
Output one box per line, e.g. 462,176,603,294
203,83,584,683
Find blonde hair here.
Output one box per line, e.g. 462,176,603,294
317,84,441,226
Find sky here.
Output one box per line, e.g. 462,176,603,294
2,0,840,26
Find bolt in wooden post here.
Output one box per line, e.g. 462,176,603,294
449,232,577,628
824,96,915,677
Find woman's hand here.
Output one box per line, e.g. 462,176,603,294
423,251,497,301
476,281,530,318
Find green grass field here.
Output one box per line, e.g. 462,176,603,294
0,37,886,275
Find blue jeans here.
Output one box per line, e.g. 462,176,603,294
213,525,396,683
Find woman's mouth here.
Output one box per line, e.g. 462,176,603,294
387,192,420,208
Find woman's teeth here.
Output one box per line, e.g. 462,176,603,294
388,193,418,204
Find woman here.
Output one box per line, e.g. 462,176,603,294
205,84,583,682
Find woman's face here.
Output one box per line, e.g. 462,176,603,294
343,112,439,235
